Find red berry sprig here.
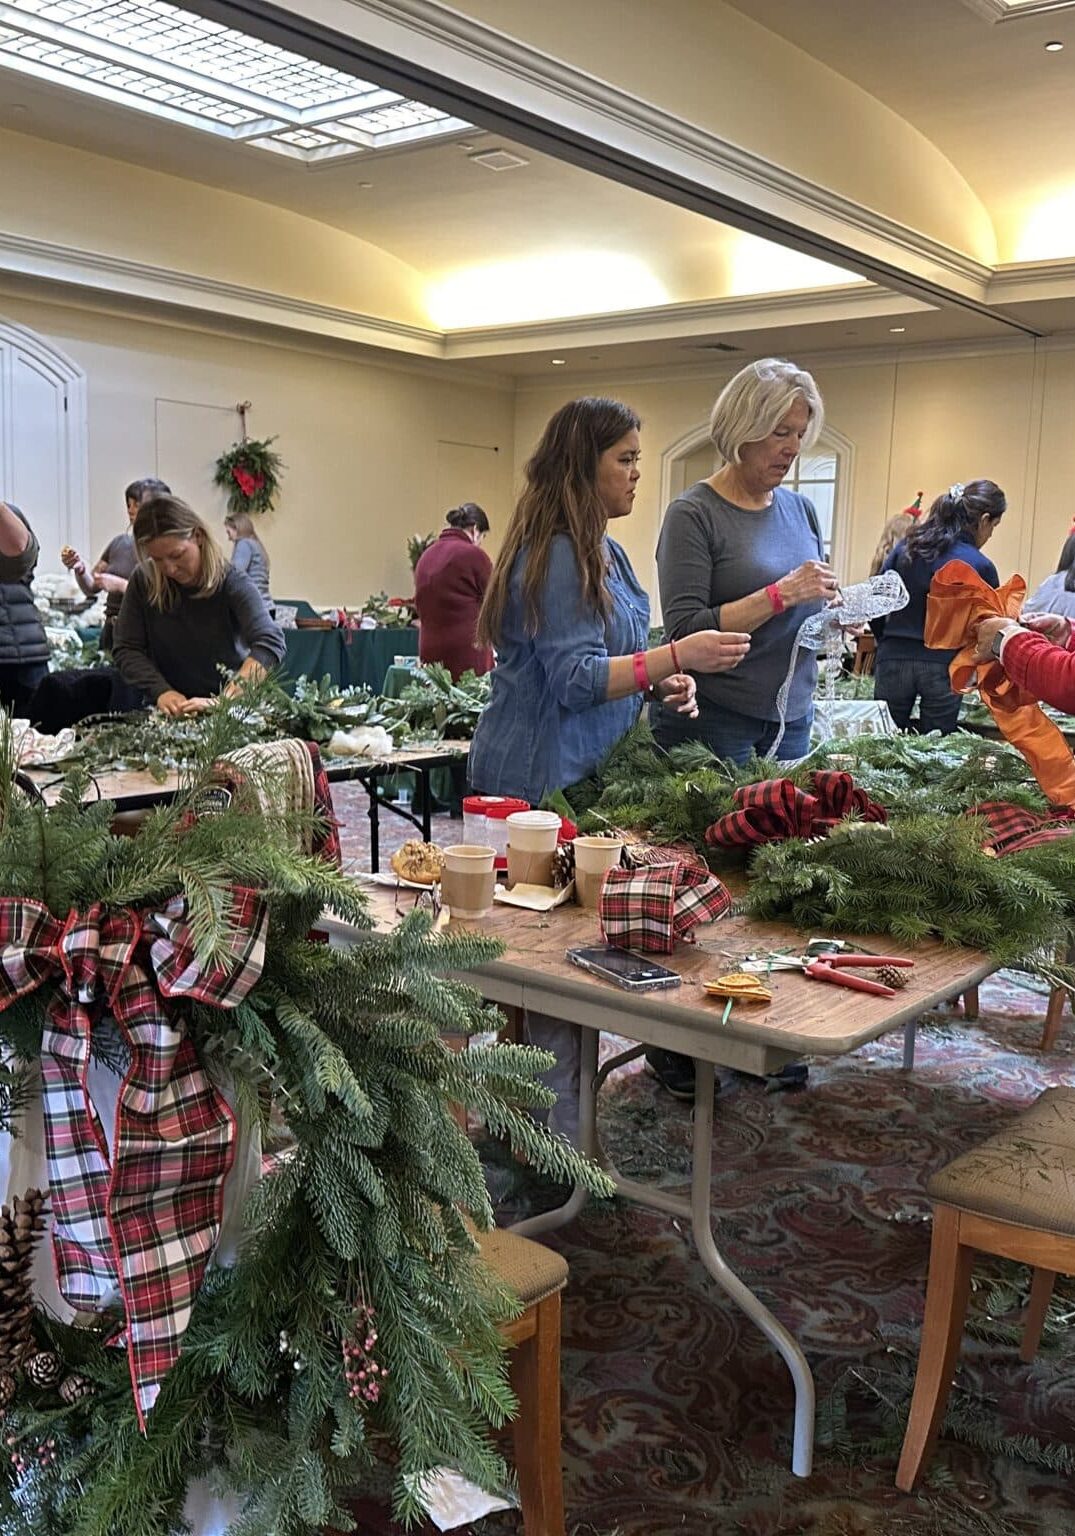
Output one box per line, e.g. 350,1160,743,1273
342,1304,387,1405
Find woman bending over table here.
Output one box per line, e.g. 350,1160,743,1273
653,357,837,764
468,396,750,1137
113,495,285,717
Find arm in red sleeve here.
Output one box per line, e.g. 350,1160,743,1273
1002,630,1075,714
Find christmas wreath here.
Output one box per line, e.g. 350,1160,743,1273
0,700,606,1536
213,437,284,516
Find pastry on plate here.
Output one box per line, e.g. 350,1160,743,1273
390,840,445,886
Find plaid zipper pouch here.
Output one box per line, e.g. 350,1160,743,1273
598,860,732,954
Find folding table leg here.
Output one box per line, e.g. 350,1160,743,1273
367,769,381,873
688,1060,816,1477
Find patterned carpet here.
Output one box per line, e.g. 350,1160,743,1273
331,789,1075,1536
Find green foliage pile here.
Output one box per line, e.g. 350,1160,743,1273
380,664,490,742
0,705,608,1536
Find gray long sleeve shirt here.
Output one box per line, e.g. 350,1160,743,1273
656,482,825,722
113,565,286,701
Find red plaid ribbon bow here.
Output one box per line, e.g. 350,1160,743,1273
704,770,887,850
599,860,732,954
966,800,1075,857
0,890,267,1428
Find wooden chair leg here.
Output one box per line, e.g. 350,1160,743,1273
896,1205,975,1492
1041,986,1068,1052
1020,1267,1057,1363
962,985,980,1022
510,1291,566,1536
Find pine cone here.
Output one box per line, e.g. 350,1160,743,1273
0,1371,16,1409
24,1351,62,1389
0,1190,48,1372
550,841,575,889
875,964,910,991
59,1373,96,1406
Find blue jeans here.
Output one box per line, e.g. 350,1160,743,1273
650,697,813,764
874,647,961,734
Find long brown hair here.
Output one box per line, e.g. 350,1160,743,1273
478,397,640,646
134,495,229,610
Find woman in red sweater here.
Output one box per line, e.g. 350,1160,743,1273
414,503,494,680
974,610,1075,710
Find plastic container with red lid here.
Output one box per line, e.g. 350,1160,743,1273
462,796,529,867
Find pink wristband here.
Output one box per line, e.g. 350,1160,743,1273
766,582,786,614
632,650,651,693
669,637,682,673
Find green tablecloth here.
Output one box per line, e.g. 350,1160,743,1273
280,626,419,691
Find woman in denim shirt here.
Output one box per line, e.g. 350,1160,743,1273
469,396,750,1140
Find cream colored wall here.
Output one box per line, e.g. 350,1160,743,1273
511,342,1063,615
0,129,428,326
0,292,515,604
445,0,995,262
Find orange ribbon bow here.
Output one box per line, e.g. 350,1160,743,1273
925,560,1075,808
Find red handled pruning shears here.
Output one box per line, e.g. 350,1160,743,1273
802,953,913,997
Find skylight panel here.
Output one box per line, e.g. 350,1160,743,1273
0,0,469,158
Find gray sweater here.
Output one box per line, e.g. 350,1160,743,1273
113,565,286,701
230,537,271,601
656,482,825,721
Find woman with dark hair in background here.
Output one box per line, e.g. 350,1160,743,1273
61,476,171,652
1023,531,1075,621
414,502,494,680
468,396,749,1137
874,479,1006,734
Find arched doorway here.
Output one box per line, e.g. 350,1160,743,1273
0,320,88,561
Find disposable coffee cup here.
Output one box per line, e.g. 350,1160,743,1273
573,835,624,909
440,844,497,918
505,810,561,889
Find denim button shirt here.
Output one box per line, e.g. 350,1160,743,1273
468,534,650,803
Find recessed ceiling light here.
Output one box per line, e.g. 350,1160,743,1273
889,326,907,333
356,181,372,189
1045,39,1065,50
551,358,567,366
469,149,529,172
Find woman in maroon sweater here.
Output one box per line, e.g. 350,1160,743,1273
414,503,494,679
974,610,1075,710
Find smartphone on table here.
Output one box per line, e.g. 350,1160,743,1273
566,945,682,992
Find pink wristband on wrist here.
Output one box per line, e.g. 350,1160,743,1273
766,582,786,614
632,650,651,693
669,637,682,673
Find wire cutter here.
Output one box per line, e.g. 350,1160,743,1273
740,941,913,998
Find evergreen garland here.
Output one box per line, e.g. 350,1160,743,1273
0,706,610,1536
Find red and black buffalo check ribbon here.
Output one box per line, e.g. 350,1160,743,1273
966,800,1075,856
599,860,732,955
0,889,267,1428
704,770,887,850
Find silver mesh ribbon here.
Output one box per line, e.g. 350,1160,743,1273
769,570,909,756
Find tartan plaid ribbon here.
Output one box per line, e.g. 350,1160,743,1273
704,770,887,850
0,889,267,1428
599,860,732,955
965,800,1075,856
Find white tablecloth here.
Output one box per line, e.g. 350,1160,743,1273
812,698,897,741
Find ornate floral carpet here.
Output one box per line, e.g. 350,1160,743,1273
332,798,1075,1536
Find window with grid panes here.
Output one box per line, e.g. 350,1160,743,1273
786,441,839,560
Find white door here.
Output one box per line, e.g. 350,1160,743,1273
0,322,87,570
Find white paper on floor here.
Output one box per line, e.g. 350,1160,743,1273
405,1468,516,1531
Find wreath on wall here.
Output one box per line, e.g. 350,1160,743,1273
213,435,284,516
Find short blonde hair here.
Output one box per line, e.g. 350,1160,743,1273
709,357,824,465
134,495,229,611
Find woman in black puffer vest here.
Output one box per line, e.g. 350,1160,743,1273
0,501,49,714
